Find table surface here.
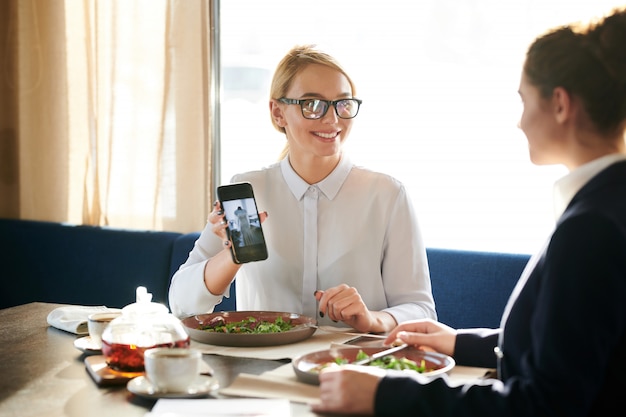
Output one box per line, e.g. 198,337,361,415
0,302,491,417
0,302,322,417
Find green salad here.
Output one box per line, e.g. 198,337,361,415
313,349,432,373
199,316,294,334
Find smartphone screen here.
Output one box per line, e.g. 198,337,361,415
217,182,268,264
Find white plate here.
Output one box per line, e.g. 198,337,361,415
127,375,219,399
74,336,101,354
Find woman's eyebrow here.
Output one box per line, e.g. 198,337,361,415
297,92,354,99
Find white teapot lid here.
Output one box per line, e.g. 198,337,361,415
121,286,169,315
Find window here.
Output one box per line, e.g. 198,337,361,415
219,0,622,254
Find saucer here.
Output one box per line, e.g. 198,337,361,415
74,336,101,354
127,375,219,399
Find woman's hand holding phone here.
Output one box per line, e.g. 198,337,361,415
209,201,229,245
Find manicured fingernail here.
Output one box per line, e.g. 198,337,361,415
319,311,324,318
314,290,319,296
332,319,338,323
213,201,218,206
223,240,229,246
217,210,224,215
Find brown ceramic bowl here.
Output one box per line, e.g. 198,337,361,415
181,311,317,347
292,345,455,385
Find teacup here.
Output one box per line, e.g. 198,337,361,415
87,311,122,348
143,347,201,392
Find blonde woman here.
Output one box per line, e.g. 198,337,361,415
169,45,436,333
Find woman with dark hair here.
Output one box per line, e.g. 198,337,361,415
313,7,626,416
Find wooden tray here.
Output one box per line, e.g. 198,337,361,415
85,355,214,386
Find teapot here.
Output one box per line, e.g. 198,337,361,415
101,286,190,373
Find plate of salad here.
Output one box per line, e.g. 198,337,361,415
292,345,455,385
181,311,317,347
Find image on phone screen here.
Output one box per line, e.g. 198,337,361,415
218,182,268,264
221,198,265,249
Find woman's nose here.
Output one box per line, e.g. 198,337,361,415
321,106,339,123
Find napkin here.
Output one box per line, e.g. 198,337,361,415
46,305,122,335
220,363,495,404
189,328,372,360
146,398,292,417
220,363,320,405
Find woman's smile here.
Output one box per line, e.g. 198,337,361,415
314,130,340,141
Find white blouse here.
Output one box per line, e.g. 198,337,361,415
168,155,437,327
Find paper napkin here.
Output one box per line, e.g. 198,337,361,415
46,305,122,335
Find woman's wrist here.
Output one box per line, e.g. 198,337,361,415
203,250,241,295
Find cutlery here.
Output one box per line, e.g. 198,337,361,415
305,324,388,339
352,343,409,366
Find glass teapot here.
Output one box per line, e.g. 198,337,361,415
101,286,190,373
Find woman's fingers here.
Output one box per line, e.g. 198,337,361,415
208,201,230,244
313,366,381,415
316,286,370,326
383,319,456,356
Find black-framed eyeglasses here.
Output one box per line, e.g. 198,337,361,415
278,98,362,119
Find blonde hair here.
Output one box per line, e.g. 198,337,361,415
269,45,357,160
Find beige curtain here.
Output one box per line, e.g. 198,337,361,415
0,0,214,233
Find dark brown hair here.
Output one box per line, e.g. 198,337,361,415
524,7,626,136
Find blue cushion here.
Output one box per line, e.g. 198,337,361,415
0,218,531,328
169,237,530,323
0,218,181,309
427,247,530,328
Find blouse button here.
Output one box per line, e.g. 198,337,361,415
494,346,503,359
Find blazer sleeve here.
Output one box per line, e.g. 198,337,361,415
454,328,501,368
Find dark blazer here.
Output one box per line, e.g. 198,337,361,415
376,160,626,417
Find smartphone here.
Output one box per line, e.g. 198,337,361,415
217,182,268,264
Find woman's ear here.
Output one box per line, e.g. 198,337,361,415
270,99,285,127
551,86,572,124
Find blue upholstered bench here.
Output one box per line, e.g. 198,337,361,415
427,248,530,328
0,218,182,309
171,233,531,328
0,218,530,329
